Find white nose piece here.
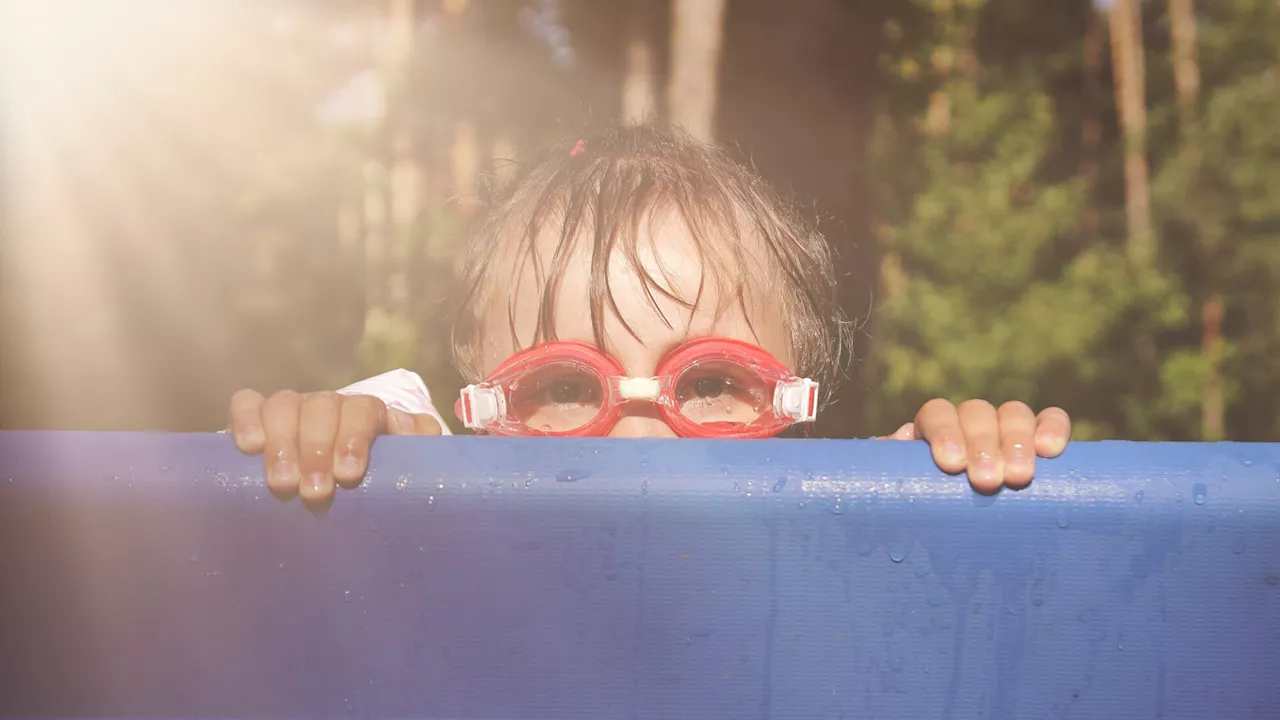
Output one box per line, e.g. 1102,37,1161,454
617,377,662,402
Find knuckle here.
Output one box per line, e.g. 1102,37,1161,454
998,400,1032,415
266,389,302,408
921,397,954,413
230,388,264,408
301,391,341,408
347,393,386,416
957,398,996,414
1040,406,1069,422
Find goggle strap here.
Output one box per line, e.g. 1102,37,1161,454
774,378,819,423
459,384,505,430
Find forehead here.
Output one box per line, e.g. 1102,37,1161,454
475,207,792,376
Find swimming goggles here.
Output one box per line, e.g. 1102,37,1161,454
454,338,818,438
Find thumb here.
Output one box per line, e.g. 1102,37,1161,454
386,407,444,436
875,422,917,441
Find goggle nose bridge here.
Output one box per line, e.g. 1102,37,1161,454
613,376,663,402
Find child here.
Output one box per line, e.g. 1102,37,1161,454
228,125,1070,507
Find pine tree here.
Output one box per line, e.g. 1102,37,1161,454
1152,0,1280,440
870,0,1143,439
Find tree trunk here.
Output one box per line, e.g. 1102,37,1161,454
1080,6,1104,239
1169,0,1200,128
667,0,728,142
1109,0,1154,267
443,0,478,201
622,0,659,124
1168,0,1219,439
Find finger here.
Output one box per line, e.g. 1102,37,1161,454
261,391,304,496
957,399,1002,493
333,395,387,489
1034,407,1072,457
914,398,966,474
229,389,267,454
875,422,916,441
997,401,1038,489
385,408,444,436
297,392,342,503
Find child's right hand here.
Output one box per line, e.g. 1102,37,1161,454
228,389,443,506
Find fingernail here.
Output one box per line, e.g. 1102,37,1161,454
305,472,327,493
1036,433,1065,454
338,453,363,479
944,439,965,463
269,458,297,486
974,453,998,483
239,426,263,448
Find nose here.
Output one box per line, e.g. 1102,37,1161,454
608,404,678,438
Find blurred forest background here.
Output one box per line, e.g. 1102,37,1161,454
1,0,1278,441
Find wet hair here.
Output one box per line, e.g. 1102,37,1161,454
450,124,849,396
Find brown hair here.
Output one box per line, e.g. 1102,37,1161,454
451,124,849,397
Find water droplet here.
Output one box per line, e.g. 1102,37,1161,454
887,543,909,564
1176,492,1183,506
343,590,352,603
1134,490,1144,503
437,482,444,490
922,661,932,675
797,501,806,509
830,503,843,515
188,552,200,563
641,479,650,497
556,470,589,483
1193,482,1206,505
772,478,787,493
1056,509,1069,528
1232,537,1246,555
343,697,354,713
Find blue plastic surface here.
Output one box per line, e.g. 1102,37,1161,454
0,431,1278,719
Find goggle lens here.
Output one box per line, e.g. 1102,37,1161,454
672,359,773,427
507,361,606,434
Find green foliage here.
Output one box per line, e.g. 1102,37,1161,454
871,0,1280,441
1150,0,1280,440
871,62,1145,428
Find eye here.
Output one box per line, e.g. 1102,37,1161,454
547,377,596,405
674,360,772,425
693,376,728,399
508,362,606,433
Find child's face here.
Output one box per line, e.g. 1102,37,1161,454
477,210,792,438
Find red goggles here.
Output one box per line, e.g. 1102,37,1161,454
454,338,819,438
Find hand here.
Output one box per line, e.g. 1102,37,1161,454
228,389,442,508
881,399,1071,493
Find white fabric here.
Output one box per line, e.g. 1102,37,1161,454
336,368,452,435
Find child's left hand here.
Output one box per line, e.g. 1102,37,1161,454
882,399,1071,493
